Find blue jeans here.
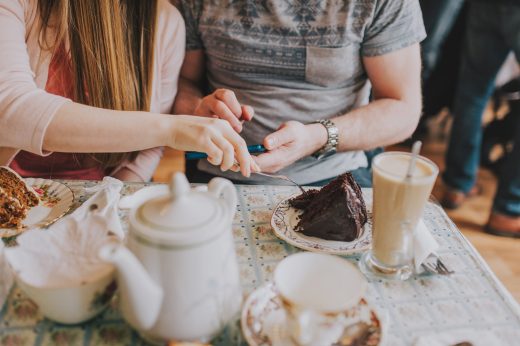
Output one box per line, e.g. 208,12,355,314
443,2,520,216
420,0,465,81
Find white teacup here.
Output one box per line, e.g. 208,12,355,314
11,264,116,324
273,253,367,346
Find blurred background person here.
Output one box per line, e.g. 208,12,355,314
441,0,520,238
411,0,467,141
420,0,465,82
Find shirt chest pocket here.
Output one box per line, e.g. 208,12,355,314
305,45,362,88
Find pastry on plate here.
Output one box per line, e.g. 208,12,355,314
289,173,367,242
0,166,40,229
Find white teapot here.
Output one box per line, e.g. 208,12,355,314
99,173,242,343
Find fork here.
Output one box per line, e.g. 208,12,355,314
421,255,454,276
229,159,307,194
253,172,306,194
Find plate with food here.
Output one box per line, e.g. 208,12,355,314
271,173,372,255
241,282,383,346
0,167,74,238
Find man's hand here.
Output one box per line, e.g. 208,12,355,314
194,89,254,133
253,121,328,173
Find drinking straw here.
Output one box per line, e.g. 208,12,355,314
405,141,422,180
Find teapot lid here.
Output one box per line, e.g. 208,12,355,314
138,173,217,232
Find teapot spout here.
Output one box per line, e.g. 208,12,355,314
99,243,163,330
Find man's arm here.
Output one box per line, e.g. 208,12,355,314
332,43,422,151
173,50,254,132
173,50,206,115
254,44,422,173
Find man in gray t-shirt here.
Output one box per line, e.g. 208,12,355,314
174,0,426,185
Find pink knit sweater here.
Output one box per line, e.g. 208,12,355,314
0,0,185,181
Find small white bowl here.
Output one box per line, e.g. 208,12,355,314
14,265,116,324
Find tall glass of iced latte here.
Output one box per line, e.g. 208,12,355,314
360,152,438,280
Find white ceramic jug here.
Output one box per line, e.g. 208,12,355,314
99,173,242,343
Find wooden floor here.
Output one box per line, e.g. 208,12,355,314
154,141,520,303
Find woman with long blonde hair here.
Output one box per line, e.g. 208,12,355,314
0,0,255,181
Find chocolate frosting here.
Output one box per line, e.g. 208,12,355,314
288,173,367,242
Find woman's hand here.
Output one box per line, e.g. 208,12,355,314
168,115,256,177
253,121,328,173
194,89,254,133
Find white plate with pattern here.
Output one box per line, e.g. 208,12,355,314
270,195,372,255
0,179,74,238
241,282,383,346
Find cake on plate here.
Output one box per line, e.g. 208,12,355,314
0,166,40,229
288,173,367,242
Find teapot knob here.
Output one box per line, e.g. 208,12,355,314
169,173,190,201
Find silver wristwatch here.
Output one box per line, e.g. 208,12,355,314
312,119,339,160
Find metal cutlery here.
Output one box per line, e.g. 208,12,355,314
184,146,307,194
222,158,307,194
253,172,306,194
421,255,454,276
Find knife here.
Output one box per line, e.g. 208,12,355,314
185,144,266,160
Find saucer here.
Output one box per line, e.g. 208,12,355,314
271,196,372,255
0,179,74,238
241,282,383,346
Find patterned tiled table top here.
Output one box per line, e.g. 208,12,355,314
0,181,519,346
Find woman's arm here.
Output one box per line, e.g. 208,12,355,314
43,103,171,153
44,102,253,177
0,1,252,177
0,0,70,155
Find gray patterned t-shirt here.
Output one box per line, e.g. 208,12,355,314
179,0,426,184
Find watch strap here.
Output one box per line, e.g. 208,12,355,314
312,119,339,159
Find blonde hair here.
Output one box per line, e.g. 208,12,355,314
38,0,158,167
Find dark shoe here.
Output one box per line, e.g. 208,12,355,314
485,212,520,238
440,185,480,210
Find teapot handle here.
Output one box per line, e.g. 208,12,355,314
208,178,237,222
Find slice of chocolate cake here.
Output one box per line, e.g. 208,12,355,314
288,173,367,242
0,167,40,229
